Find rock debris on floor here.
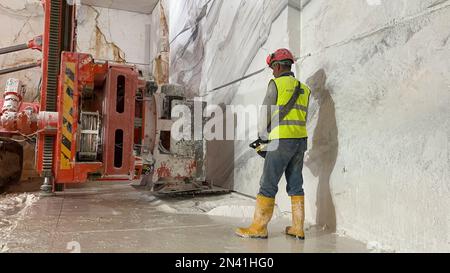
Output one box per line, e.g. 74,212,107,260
0,182,371,253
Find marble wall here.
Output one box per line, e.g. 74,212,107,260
169,0,288,98
168,0,307,213
77,4,152,74
168,0,449,252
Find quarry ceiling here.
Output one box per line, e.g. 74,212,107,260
81,0,159,14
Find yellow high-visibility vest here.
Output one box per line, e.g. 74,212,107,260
268,75,311,140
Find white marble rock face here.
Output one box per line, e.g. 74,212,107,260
296,0,450,253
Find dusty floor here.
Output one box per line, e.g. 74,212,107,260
0,182,370,253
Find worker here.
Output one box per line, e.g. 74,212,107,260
235,48,311,240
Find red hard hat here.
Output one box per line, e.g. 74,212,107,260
266,48,295,67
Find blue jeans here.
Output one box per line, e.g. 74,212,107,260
259,138,307,198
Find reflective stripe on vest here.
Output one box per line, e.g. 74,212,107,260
268,76,311,140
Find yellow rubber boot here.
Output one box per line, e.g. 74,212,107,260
285,196,305,240
235,195,275,239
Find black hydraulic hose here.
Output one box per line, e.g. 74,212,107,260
0,44,29,55
0,62,41,76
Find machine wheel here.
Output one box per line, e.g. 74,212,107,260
0,140,23,192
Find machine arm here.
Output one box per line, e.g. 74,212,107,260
0,61,41,76
0,36,43,55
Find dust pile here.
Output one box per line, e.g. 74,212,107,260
0,193,38,252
